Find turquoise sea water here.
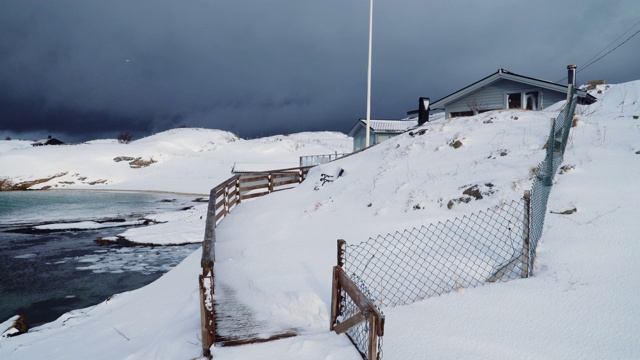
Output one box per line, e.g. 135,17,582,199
0,190,201,326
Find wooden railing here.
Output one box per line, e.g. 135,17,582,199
299,152,349,167
330,239,385,360
199,166,313,357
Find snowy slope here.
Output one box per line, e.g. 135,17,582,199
1,81,640,359
0,129,352,194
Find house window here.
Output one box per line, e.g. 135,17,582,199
507,91,540,110
507,93,521,109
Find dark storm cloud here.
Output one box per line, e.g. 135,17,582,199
1,0,639,141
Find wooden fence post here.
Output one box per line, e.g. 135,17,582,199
522,190,531,278
235,177,240,204
330,240,346,330
199,274,215,358
337,239,346,269
223,185,228,216
368,313,378,360
330,266,341,331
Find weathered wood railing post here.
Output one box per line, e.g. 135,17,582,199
201,187,217,273
199,187,217,357
330,239,346,330
268,172,274,193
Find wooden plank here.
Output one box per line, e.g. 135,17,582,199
335,267,384,334
270,172,298,179
215,175,240,190
215,200,225,211
215,210,226,223
273,178,299,187
240,191,269,200
240,183,270,192
239,175,269,184
333,312,367,334
228,197,238,208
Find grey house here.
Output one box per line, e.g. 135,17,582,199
430,68,596,118
348,98,431,152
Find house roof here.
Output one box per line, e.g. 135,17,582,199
32,137,64,146
430,68,597,110
348,119,418,137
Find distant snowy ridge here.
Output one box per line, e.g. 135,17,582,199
0,128,351,194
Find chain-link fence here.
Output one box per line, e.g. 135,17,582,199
343,198,528,308
331,87,579,359
529,87,578,269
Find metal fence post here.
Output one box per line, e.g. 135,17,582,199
522,190,531,278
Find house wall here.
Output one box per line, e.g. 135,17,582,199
352,124,375,152
445,79,567,117
352,125,403,152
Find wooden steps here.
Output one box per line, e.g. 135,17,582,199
214,282,298,347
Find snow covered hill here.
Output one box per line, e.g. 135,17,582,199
1,80,639,359
0,129,351,194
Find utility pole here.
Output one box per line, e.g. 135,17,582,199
365,0,373,148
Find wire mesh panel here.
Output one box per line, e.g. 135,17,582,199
343,199,527,308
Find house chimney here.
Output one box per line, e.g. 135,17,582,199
418,97,430,126
567,64,577,87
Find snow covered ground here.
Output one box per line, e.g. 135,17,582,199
0,130,351,194
1,81,640,359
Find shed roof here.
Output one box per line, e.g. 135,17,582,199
231,162,300,174
348,119,418,137
430,68,597,110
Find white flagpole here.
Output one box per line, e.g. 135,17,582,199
365,0,373,148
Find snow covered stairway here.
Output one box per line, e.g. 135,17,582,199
213,282,299,347
198,166,313,357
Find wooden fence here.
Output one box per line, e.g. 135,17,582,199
299,152,349,167
199,166,313,358
330,240,385,360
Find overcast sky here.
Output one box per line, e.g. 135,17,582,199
1,0,639,142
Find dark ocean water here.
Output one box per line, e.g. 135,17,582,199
0,190,201,326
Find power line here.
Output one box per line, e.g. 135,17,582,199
580,27,640,73
579,19,640,69
556,19,640,83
